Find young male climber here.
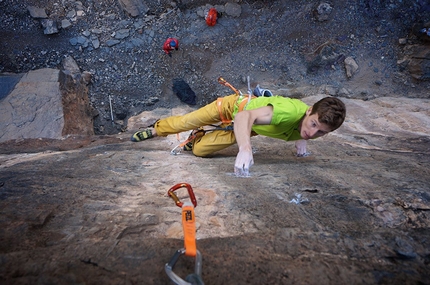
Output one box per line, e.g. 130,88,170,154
130,92,346,176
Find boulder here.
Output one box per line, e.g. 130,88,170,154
59,56,95,136
404,45,430,81
27,6,48,19
0,68,64,142
344,56,359,78
118,0,149,17
0,59,95,143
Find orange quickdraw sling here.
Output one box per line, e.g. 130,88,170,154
165,183,204,284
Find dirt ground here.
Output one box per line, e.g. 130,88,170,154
1,0,430,284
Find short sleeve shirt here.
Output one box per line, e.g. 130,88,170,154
237,96,309,141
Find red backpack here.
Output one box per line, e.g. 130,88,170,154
206,8,217,26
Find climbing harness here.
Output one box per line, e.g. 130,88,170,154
216,76,256,124
165,183,204,285
216,96,253,124
170,77,255,155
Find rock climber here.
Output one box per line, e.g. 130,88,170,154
130,89,346,177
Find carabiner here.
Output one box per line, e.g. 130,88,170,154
171,144,183,155
217,77,227,85
165,248,204,285
218,76,241,95
171,131,200,156
168,183,198,208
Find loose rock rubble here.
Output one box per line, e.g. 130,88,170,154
1,0,429,136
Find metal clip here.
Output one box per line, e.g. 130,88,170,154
171,144,183,155
165,248,204,285
168,183,197,208
218,76,242,96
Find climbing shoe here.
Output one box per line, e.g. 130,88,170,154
183,141,193,151
253,84,273,97
131,129,153,142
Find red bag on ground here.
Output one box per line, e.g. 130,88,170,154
206,8,217,26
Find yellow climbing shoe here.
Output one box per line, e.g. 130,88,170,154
131,129,153,142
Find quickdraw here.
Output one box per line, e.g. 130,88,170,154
167,183,197,256
165,183,204,285
171,129,205,155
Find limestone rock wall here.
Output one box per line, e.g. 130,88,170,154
0,60,95,143
0,68,64,142
59,56,95,136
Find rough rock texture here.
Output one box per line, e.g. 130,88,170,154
118,0,149,17
27,6,47,19
1,0,430,284
0,68,64,142
0,93,429,284
344,56,359,79
0,63,94,143
401,44,430,80
59,56,95,137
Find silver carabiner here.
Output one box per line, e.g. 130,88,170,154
171,144,183,155
165,248,204,285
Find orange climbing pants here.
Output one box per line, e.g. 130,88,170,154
154,94,241,157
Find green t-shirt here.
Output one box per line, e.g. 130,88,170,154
233,95,309,141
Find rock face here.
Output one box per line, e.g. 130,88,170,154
1,92,429,284
1,0,430,283
0,60,94,143
59,56,95,137
400,45,430,80
0,68,64,142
